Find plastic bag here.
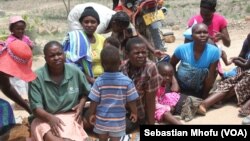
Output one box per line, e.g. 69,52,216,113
183,19,197,40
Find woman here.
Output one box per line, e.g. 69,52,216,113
68,2,116,33
29,41,90,141
198,33,250,116
64,6,105,85
185,0,231,77
186,0,231,47
120,36,161,133
79,7,106,82
0,40,36,135
170,23,220,99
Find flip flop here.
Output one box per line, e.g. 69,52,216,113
242,115,250,125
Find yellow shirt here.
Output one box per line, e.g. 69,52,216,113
91,33,105,77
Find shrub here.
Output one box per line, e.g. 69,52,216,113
246,5,250,13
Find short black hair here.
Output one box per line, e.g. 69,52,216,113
191,23,207,33
157,61,173,71
111,11,130,28
101,45,121,71
200,0,217,12
125,36,145,53
104,36,120,48
43,41,63,55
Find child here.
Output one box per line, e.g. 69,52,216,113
155,61,205,124
6,16,33,109
6,16,33,49
103,36,127,62
88,45,138,141
212,44,233,78
104,36,120,49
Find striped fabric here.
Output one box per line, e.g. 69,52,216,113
88,72,138,133
0,98,15,135
63,30,93,77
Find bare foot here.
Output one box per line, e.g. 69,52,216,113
239,107,250,117
197,104,206,115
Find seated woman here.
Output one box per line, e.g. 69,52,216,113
120,37,161,133
185,0,231,77
198,41,250,117
170,23,220,99
28,41,90,141
64,7,105,85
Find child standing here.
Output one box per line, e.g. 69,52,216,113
6,16,33,110
155,61,205,124
88,45,138,141
6,16,33,49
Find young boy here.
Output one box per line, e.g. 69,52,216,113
88,45,138,141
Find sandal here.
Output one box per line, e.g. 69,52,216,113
238,107,250,117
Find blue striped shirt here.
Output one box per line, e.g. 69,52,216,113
88,72,139,132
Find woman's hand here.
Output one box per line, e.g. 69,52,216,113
48,115,66,137
153,50,167,58
72,98,86,123
227,58,233,65
214,31,224,41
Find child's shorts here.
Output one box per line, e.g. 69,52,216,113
93,127,126,137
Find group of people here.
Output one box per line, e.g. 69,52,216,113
1,0,250,141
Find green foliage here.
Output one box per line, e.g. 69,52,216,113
0,35,8,41
39,7,67,20
0,27,8,41
164,4,170,8
32,43,42,56
246,5,250,13
22,15,44,55
22,15,39,41
231,0,240,4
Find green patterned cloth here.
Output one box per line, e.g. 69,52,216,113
0,98,15,135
